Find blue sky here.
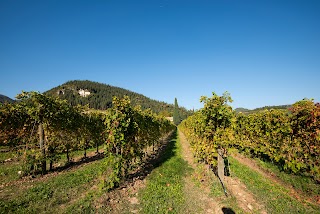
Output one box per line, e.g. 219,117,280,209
1,0,319,110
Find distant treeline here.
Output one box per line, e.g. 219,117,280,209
45,80,193,120
235,104,291,114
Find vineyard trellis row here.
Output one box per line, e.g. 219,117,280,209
179,92,320,180
0,92,175,188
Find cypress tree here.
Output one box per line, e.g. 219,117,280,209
173,98,181,125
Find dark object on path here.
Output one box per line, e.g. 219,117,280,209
222,207,236,214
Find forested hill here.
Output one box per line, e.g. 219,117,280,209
0,94,14,104
235,104,291,114
45,80,193,118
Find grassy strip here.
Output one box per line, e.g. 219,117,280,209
0,159,106,213
0,147,22,184
65,189,100,213
0,162,21,184
0,149,16,162
0,146,101,185
229,157,320,214
139,130,190,214
257,159,320,199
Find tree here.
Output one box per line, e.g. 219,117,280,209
173,98,181,125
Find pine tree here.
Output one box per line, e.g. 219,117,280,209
173,98,181,125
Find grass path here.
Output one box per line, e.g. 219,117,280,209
178,130,264,214
139,129,239,214
138,130,190,213
178,130,223,214
139,129,268,214
170,130,226,213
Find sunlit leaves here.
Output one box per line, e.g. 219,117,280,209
180,92,320,180
180,92,234,166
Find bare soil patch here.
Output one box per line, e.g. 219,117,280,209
95,177,146,213
224,176,267,213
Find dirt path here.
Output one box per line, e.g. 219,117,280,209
224,176,267,213
179,130,268,214
178,130,223,214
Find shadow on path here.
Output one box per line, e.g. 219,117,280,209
53,152,105,172
125,129,178,184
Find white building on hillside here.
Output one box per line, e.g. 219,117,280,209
78,89,91,97
166,117,174,122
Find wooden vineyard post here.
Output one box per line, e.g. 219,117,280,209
217,149,225,181
39,123,46,174
217,148,228,196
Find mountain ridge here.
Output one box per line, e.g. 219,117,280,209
45,80,193,119
0,94,14,104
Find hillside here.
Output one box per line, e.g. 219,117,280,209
0,94,14,104
45,80,192,119
235,104,291,114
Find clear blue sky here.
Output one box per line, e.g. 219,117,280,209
1,0,319,110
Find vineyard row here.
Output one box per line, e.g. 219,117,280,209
179,92,320,180
0,92,175,187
